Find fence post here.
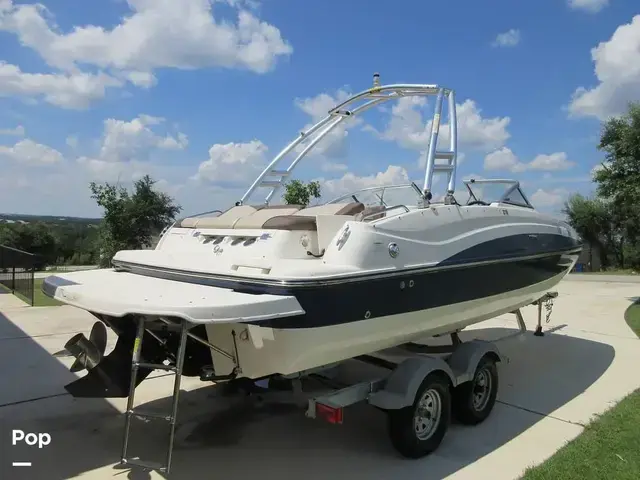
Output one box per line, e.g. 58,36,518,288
30,267,35,306
11,266,15,292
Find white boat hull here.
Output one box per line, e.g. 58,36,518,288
42,198,581,398
205,270,568,379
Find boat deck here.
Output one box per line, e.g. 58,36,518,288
42,269,304,323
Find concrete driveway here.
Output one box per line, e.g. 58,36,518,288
0,275,639,480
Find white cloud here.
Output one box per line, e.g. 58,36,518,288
484,147,522,171
491,29,521,47
372,96,511,155
484,149,575,172
454,100,511,151
530,188,569,208
567,0,609,14
373,96,432,151
193,139,268,185
568,15,640,120
0,124,24,136
294,88,361,159
74,114,188,178
0,138,63,165
76,157,126,178
318,165,411,199
0,154,212,217
0,61,122,109
528,152,575,171
96,114,188,163
0,0,292,76
0,122,230,217
123,71,158,89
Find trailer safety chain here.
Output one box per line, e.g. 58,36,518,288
544,297,555,324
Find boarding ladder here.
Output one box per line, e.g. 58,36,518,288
120,318,188,474
238,73,459,207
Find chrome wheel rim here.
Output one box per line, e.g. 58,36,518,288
414,388,442,440
472,368,492,411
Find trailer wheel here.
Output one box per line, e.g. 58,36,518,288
452,355,498,425
388,372,451,459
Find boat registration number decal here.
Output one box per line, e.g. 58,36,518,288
501,209,509,215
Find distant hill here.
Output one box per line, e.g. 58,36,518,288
0,213,102,226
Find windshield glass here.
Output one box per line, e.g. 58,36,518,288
328,184,422,207
465,181,531,207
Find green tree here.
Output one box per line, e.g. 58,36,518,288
0,222,57,267
282,179,321,206
562,194,616,269
90,175,182,267
593,102,640,252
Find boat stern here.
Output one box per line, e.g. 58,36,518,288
41,269,303,398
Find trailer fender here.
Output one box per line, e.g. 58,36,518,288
368,356,456,410
446,340,503,385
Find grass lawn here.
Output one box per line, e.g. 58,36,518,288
626,300,640,336
521,301,640,479
30,278,63,306
7,278,63,307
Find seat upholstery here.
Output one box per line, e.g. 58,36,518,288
262,215,318,231
180,205,263,228
260,202,366,232
233,205,304,229
180,202,366,231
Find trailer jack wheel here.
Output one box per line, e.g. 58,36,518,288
388,372,451,459
452,355,499,425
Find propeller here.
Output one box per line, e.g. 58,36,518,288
54,321,108,373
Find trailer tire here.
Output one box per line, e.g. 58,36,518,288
452,355,498,425
387,371,451,459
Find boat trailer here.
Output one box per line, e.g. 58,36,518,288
115,291,559,474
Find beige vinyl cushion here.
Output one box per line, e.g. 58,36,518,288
262,215,318,231
233,205,303,229
181,205,260,228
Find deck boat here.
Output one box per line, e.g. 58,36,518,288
43,75,582,400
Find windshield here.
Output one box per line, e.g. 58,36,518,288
328,184,423,208
464,180,532,208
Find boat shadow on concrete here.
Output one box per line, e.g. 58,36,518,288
0,313,617,480
0,307,123,480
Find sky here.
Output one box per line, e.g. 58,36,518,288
0,0,639,218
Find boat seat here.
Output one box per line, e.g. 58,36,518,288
256,202,366,231
262,215,318,231
181,202,365,231
233,205,304,229
180,205,264,228
294,201,365,217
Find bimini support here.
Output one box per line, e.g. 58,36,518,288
238,73,459,207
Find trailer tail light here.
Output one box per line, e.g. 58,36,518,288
316,403,344,424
